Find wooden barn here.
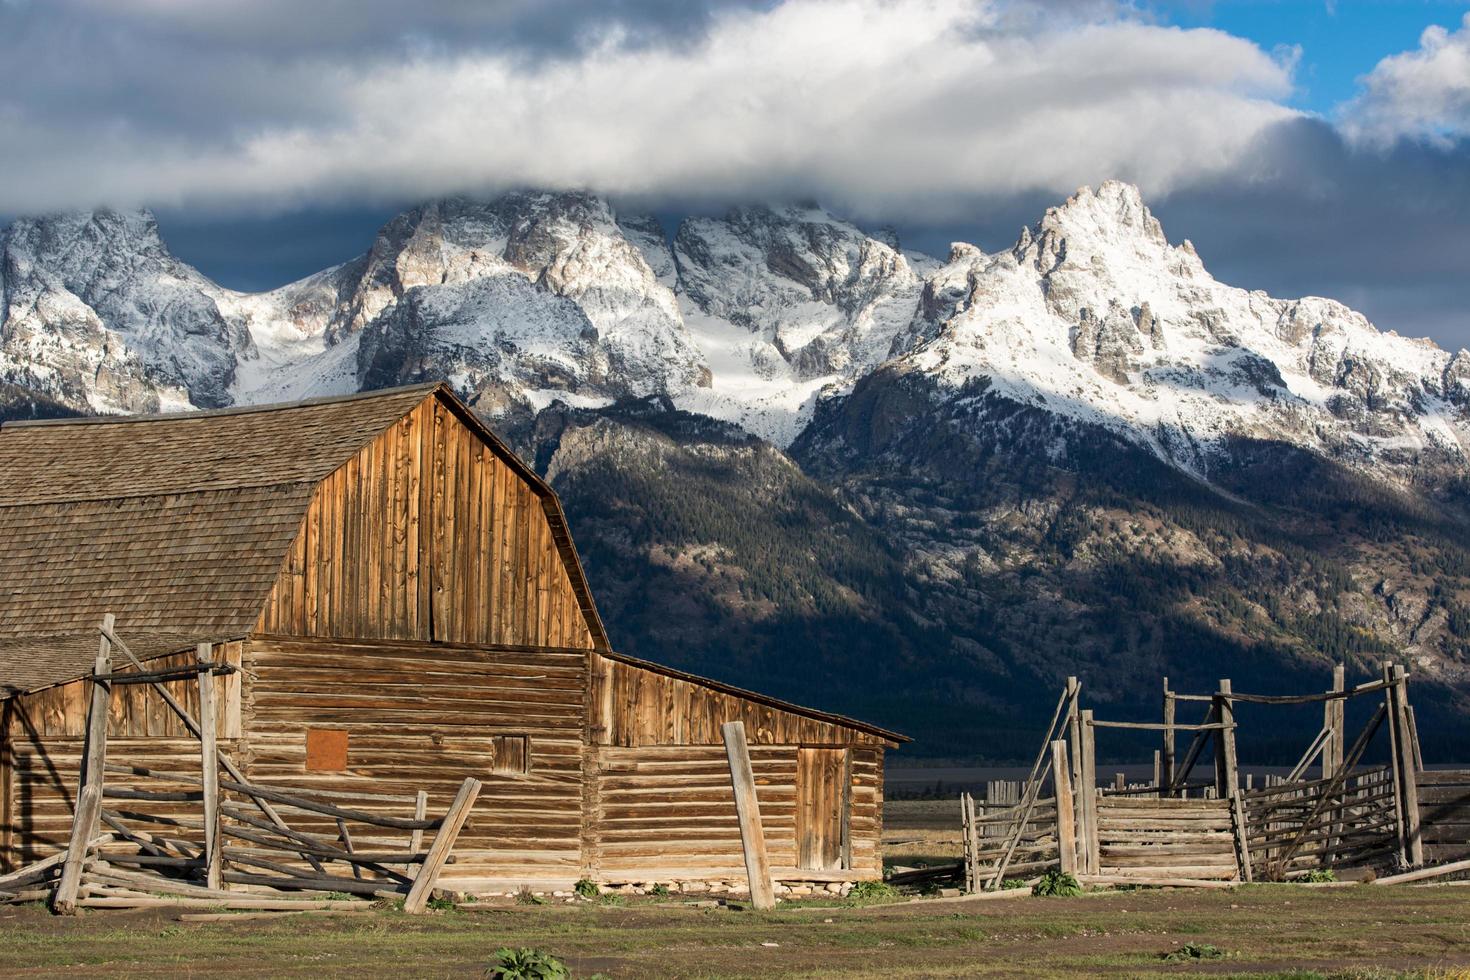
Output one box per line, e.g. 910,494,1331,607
0,383,903,894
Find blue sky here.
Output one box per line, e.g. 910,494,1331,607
3,1,1470,346
1161,2,1469,114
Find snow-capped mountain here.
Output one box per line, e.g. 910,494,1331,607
6,182,1470,753
4,182,1467,490
884,181,1469,485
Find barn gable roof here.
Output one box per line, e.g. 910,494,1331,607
0,383,607,695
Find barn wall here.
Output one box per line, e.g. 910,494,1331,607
240,638,589,889
589,655,889,748
0,643,244,871
584,654,886,883
589,745,883,882
255,396,596,650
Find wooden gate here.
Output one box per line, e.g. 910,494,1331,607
1094,796,1239,881
796,748,847,871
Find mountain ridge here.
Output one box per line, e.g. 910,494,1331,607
5,183,1470,759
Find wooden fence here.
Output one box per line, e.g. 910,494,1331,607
1417,770,1470,864
1242,766,1397,879
1093,796,1238,882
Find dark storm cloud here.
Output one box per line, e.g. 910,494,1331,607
0,0,1467,348
1152,118,1470,348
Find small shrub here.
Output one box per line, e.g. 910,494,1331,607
486,947,569,980
597,892,625,906
1032,870,1082,897
649,883,670,898
515,887,548,906
1162,942,1226,962
573,878,600,900
1000,877,1028,890
426,895,458,912
847,880,898,903
1299,868,1337,883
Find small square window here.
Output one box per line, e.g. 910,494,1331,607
491,735,529,774
305,728,349,771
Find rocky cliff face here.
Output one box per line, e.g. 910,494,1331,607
6,183,1470,758
0,210,247,412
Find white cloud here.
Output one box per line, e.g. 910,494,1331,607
0,0,1299,217
1341,12,1470,147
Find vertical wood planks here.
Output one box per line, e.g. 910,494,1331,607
251,395,598,650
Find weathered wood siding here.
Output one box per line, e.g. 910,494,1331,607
589,655,889,748
588,745,882,882
1417,770,1470,863
240,638,588,888
255,397,597,650
585,654,885,882
0,643,244,870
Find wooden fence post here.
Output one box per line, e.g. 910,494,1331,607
960,793,974,893
1162,678,1176,797
722,722,775,910
1051,740,1077,877
1391,665,1423,866
54,615,114,913
1382,664,1408,865
404,777,482,914
1066,677,1088,867
1079,710,1099,874
1323,665,1344,779
197,643,222,890
1230,793,1253,883
1216,680,1239,799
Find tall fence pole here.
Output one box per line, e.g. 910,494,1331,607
54,614,114,914
1390,665,1423,866
1079,710,1099,874
197,642,222,890
1216,680,1239,800
1161,677,1176,797
1051,740,1077,876
722,721,776,910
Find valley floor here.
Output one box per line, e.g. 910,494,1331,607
2,884,1469,978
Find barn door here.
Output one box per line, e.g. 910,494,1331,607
796,748,848,872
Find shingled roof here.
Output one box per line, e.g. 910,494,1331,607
0,383,605,696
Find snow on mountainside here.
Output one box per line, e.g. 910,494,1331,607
672,203,932,443
3,182,1467,493
0,210,245,412
885,180,1469,483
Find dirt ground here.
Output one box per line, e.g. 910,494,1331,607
2,884,1469,978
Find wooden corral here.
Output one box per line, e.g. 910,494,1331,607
0,383,903,895
925,669,1470,893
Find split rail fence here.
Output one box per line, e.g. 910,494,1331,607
0,617,482,913
936,662,1470,893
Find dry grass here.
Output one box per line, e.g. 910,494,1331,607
3,883,1470,978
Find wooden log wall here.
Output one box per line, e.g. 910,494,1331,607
255,397,596,650
1094,797,1238,880
0,643,243,870
589,745,882,883
589,654,889,748
240,638,588,889
1416,770,1470,863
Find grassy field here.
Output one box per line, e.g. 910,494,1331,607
2,884,1470,978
